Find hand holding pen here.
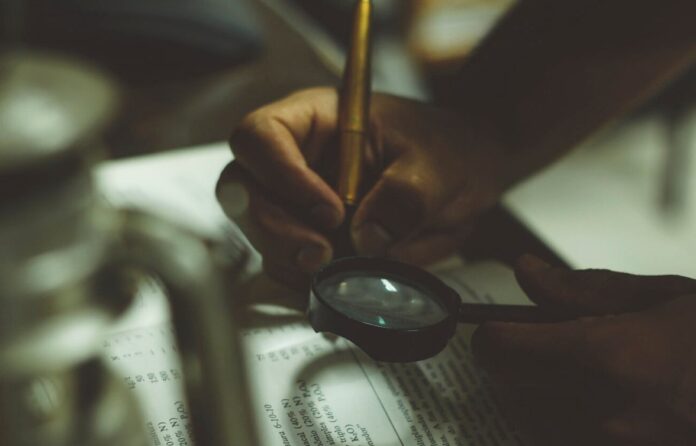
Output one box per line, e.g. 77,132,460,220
217,3,510,287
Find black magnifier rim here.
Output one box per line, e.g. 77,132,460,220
309,257,461,362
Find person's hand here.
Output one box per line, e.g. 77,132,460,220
217,87,510,287
472,255,696,446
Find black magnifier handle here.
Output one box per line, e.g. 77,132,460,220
458,303,575,324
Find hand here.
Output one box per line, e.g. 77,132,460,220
472,255,696,446
217,87,509,287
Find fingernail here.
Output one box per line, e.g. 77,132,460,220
217,183,249,218
296,245,331,272
518,254,551,273
311,204,342,228
352,221,393,257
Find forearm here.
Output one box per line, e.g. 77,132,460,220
446,0,696,186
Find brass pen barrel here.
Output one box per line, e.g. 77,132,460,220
337,0,372,206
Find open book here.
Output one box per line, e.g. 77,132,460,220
96,143,533,446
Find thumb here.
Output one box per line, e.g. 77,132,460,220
350,156,452,257
515,254,696,315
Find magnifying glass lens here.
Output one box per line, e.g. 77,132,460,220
310,257,566,362
315,271,450,330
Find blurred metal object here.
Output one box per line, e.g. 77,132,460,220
0,50,145,446
0,50,117,169
0,50,120,380
660,106,695,215
114,210,257,446
657,69,696,216
1,360,149,446
0,50,256,445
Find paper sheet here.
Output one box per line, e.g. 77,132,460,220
243,259,531,446
96,143,532,446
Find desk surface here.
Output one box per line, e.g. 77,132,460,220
506,115,696,278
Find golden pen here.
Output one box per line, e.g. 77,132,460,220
337,0,373,207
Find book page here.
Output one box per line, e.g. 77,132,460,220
242,259,530,446
96,144,532,446
102,261,530,446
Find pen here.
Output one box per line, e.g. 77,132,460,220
337,0,373,207
332,0,372,258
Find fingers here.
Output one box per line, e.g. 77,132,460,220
217,162,332,279
515,254,696,315
223,87,349,285
262,258,312,291
473,296,696,401
474,293,696,445
230,88,344,230
229,89,498,262
351,156,454,257
472,310,659,391
247,193,332,273
472,319,593,388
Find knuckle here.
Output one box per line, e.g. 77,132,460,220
234,111,263,137
230,111,273,156
289,86,331,100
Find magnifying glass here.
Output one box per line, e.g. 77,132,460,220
308,257,573,362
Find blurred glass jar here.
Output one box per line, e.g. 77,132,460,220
0,51,255,446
